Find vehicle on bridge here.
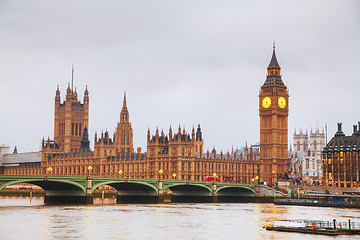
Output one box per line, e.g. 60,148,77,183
203,176,220,182
224,176,236,182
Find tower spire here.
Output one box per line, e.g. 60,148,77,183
262,43,285,88
120,91,129,123
123,91,127,109
268,43,280,69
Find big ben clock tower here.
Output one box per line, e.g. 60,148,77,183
259,44,289,186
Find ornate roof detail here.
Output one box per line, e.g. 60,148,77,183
262,44,286,89
268,44,280,69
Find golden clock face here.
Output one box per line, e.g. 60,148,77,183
278,97,286,108
262,97,271,108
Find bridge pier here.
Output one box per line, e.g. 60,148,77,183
212,182,218,203
44,195,93,204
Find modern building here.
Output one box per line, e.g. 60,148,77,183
323,122,360,187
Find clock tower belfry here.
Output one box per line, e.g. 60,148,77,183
259,44,289,186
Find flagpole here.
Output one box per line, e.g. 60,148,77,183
325,123,327,144
71,63,74,92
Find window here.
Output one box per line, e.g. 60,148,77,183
306,159,309,170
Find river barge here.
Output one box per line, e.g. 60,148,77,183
274,194,360,208
265,219,360,235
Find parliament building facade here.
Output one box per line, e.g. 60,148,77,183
1,47,291,185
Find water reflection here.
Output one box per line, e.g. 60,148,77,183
0,198,359,240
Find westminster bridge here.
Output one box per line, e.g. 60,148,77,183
0,175,258,204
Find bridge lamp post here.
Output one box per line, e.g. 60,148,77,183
88,165,93,177
255,176,259,184
213,172,217,181
172,173,176,179
47,167,53,175
159,169,163,179
119,170,123,178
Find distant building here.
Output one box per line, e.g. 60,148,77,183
323,122,360,187
289,127,325,184
0,144,41,175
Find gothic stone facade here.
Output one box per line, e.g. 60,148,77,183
289,128,326,183
3,48,290,184
259,45,289,186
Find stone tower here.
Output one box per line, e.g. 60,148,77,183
54,81,89,152
293,129,309,153
113,93,134,153
259,44,289,185
195,124,204,154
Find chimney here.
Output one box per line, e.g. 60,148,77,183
335,122,345,137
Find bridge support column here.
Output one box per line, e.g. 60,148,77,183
212,182,218,203
85,176,93,204
157,179,164,203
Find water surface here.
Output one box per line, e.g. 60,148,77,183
0,197,359,240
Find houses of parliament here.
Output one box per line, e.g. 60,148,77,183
0,47,289,186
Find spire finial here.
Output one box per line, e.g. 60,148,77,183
122,91,127,110
273,40,275,50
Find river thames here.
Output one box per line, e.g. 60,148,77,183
0,197,359,239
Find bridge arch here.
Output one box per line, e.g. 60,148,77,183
92,181,158,196
216,186,255,196
0,179,86,194
164,183,213,196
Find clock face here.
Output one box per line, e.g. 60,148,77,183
262,97,271,108
278,97,286,108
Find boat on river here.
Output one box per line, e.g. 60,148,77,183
264,219,360,235
274,194,360,208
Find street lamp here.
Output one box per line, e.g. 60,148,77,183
255,176,259,184
172,173,176,179
119,170,123,178
47,166,53,175
88,165,93,176
213,172,217,181
159,169,163,179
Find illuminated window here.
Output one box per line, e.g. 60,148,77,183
328,159,331,164
329,173,332,180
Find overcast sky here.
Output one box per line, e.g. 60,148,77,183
0,0,359,153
